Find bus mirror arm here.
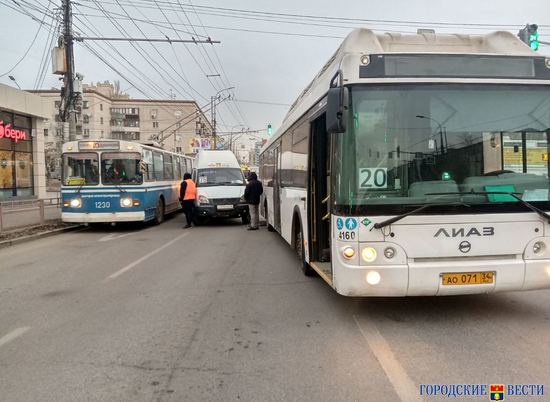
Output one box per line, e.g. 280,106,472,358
326,70,349,134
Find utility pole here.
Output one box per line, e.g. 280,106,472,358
59,0,81,141
211,95,217,150
210,87,235,150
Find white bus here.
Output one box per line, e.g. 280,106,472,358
61,140,193,224
259,28,550,296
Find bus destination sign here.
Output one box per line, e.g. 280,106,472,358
78,141,120,151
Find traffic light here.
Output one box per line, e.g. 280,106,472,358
267,123,272,136
518,24,539,51
529,25,539,50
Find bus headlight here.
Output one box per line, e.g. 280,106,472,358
533,241,545,254
120,197,133,208
366,271,381,285
198,195,210,205
342,246,355,259
384,247,396,259
69,198,82,208
361,247,377,263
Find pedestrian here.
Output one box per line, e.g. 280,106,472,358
244,172,263,231
179,172,196,228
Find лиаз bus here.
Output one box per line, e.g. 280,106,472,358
61,140,193,224
260,28,550,296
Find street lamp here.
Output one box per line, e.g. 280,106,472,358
211,86,235,149
8,75,21,90
416,115,446,154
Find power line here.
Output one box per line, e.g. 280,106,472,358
0,1,51,77
177,0,247,127
77,0,550,29
233,99,292,107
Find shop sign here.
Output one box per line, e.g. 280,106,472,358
0,121,27,142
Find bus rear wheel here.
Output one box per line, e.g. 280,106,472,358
154,198,165,225
295,223,315,276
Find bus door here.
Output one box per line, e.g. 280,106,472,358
309,115,331,263
273,143,282,230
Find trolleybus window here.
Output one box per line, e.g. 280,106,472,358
153,151,164,181
63,152,99,186
101,152,143,185
335,84,550,214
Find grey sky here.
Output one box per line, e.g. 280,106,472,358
1,0,549,136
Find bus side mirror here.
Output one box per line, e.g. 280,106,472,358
326,70,349,134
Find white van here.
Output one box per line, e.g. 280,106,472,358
192,150,249,224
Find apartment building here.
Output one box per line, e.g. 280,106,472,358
32,81,212,188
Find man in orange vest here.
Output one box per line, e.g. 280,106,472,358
179,172,196,228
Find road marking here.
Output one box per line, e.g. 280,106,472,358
354,315,421,402
0,327,31,348
104,232,189,281
99,233,136,242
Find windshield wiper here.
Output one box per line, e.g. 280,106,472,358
374,201,471,230
425,190,550,223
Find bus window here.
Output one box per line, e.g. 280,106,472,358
101,152,143,185
63,153,99,186
153,151,164,181
143,149,154,181
174,155,181,180
164,154,174,180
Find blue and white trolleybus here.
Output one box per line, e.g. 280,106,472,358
61,140,194,224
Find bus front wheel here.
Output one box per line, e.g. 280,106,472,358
154,198,165,225
295,223,315,276
265,202,275,232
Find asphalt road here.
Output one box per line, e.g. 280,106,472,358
0,213,549,402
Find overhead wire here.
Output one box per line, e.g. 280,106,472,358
109,0,208,102
0,0,52,77
186,0,250,129
76,0,550,30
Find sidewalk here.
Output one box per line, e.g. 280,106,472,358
0,198,61,232
0,222,81,248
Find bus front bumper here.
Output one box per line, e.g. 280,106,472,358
331,258,550,297
62,211,145,223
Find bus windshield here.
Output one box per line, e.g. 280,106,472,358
101,152,143,185
196,168,244,186
335,84,550,214
63,153,99,186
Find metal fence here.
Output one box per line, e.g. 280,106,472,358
0,198,62,233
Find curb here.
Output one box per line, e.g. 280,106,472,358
0,225,85,249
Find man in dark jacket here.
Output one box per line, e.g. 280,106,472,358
244,172,263,230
